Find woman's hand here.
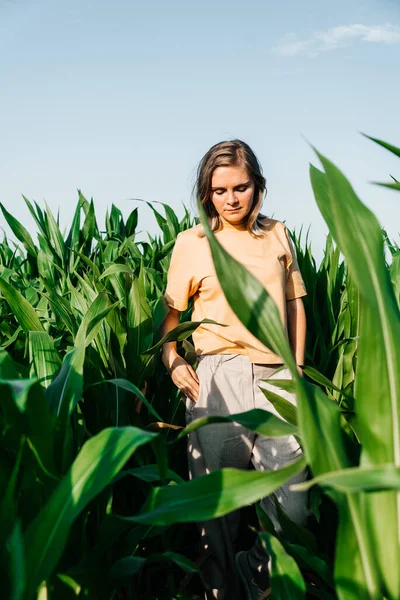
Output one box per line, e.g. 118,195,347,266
164,351,200,403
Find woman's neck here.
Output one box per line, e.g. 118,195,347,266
218,217,247,232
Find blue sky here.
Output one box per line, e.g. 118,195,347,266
1,0,400,258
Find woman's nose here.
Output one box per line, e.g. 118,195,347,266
226,191,238,205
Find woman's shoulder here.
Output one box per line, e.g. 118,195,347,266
258,217,294,252
258,216,288,236
176,224,205,243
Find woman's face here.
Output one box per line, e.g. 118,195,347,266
210,165,255,227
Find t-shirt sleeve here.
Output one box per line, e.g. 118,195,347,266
164,232,199,311
281,224,307,301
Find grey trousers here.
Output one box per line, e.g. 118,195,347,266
185,354,309,600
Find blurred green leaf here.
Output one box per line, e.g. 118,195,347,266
292,463,400,493
311,147,400,599
363,134,400,158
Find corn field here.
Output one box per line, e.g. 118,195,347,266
1,135,400,600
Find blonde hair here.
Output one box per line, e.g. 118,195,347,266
194,139,269,238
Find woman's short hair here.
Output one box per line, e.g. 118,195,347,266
194,139,269,237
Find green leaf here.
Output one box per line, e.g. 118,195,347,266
0,278,44,332
99,263,133,280
141,318,227,356
118,465,184,484
0,378,57,477
259,532,306,599
29,331,61,388
334,502,371,600
23,195,45,236
292,463,400,493
0,203,37,257
81,198,97,246
90,378,163,422
44,201,65,266
39,288,76,335
126,207,138,237
110,551,198,580
74,292,117,348
177,408,298,440
126,276,153,384
65,197,82,273
291,546,334,591
46,346,85,416
310,149,400,598
258,387,298,427
109,556,145,579
70,248,101,281
54,573,82,595
0,349,19,379
265,378,297,393
23,426,156,597
303,366,353,400
8,521,25,600
374,182,400,192
270,497,318,554
125,457,306,526
0,440,24,545
363,134,400,158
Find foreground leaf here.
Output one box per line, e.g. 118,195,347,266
23,426,156,597
125,457,306,526
292,464,400,493
311,146,400,599
177,408,298,440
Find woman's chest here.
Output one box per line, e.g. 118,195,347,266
196,237,287,296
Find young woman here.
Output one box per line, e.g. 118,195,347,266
161,140,309,600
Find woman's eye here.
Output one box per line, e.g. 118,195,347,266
237,186,248,192
214,190,224,195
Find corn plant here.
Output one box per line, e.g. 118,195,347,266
1,135,400,599
127,135,400,599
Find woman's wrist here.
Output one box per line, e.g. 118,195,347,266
162,346,178,371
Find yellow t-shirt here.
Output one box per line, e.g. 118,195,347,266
164,218,307,364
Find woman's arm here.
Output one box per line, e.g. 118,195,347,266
160,307,200,402
161,307,181,369
286,297,307,375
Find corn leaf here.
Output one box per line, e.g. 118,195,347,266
0,203,37,258
0,279,44,332
177,408,297,439
310,149,400,599
23,427,156,597
259,531,306,599
126,457,306,526
29,331,61,388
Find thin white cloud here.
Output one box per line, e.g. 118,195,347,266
273,24,400,57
